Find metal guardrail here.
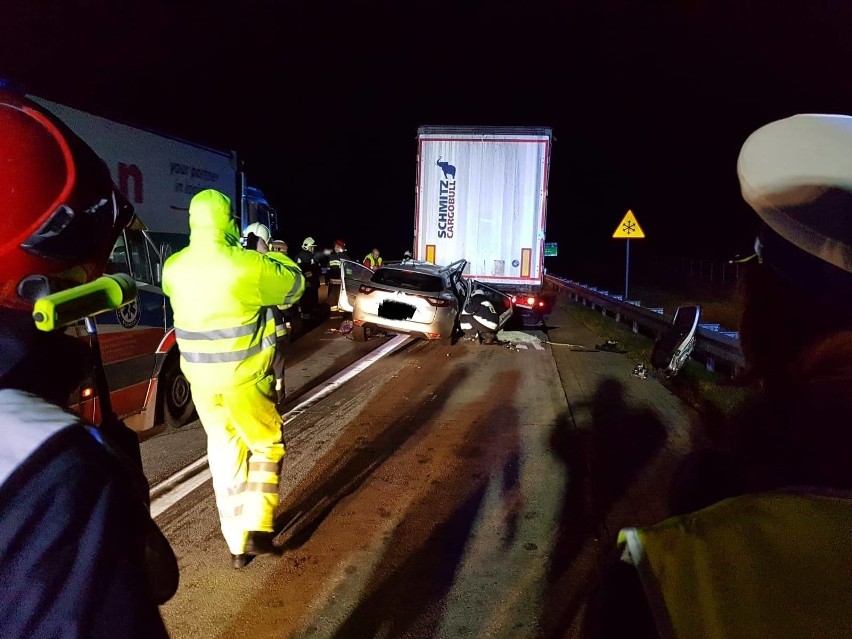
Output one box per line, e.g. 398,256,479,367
545,275,746,375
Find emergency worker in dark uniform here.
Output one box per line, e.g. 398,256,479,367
295,236,321,319
0,89,175,638
460,289,500,344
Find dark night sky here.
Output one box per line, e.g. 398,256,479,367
3,0,851,278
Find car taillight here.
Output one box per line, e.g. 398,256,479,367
538,301,545,307
359,285,375,294
526,296,536,306
511,295,517,303
424,296,451,307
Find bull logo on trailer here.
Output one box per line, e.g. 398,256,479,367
435,156,457,239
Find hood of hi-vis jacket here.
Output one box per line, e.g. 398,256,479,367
162,189,305,391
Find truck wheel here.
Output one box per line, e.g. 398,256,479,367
352,325,367,342
161,354,196,428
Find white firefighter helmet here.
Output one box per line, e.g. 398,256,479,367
243,222,271,243
302,236,317,251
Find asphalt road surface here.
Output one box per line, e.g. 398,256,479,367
153,301,703,638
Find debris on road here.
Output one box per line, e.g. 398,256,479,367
632,363,649,379
496,330,545,351
596,339,627,353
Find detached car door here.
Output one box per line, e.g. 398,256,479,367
470,282,514,330
338,259,375,313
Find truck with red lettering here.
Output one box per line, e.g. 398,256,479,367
414,126,553,321
31,96,278,431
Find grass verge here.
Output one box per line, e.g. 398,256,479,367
558,300,756,423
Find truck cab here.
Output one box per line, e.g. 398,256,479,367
241,184,279,239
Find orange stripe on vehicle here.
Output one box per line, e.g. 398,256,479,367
426,244,436,264
521,248,532,278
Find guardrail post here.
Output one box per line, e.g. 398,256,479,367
632,320,639,334
706,356,716,373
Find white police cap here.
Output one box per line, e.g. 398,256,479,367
738,113,852,277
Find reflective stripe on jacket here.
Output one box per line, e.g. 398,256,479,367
461,296,498,330
0,389,80,486
619,492,852,639
266,251,303,311
162,190,305,391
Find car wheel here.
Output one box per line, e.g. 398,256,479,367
161,354,196,428
352,324,367,342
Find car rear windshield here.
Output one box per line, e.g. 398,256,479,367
371,269,444,293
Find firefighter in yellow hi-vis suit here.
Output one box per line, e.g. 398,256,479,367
162,189,304,568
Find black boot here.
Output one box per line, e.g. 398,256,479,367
245,531,277,556
231,553,252,569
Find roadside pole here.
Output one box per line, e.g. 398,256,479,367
612,209,646,300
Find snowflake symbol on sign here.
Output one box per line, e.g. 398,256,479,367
622,220,637,235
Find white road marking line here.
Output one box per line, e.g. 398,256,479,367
149,334,412,519
151,468,212,519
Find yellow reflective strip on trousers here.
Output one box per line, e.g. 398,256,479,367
244,482,278,494
249,461,280,474
219,504,243,518
619,493,852,639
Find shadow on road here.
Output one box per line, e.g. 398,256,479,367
272,365,473,550
536,377,668,638
326,372,523,639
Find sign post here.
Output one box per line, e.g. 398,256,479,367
612,209,645,300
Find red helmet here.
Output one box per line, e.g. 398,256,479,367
334,239,346,249
0,90,135,310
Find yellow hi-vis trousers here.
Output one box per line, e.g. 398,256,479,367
193,375,285,555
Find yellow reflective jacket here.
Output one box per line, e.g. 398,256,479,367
618,492,852,639
162,190,305,391
265,251,299,313
363,253,383,269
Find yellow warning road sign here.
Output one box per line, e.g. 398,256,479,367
612,210,645,239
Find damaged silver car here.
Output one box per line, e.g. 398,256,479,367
337,259,512,343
